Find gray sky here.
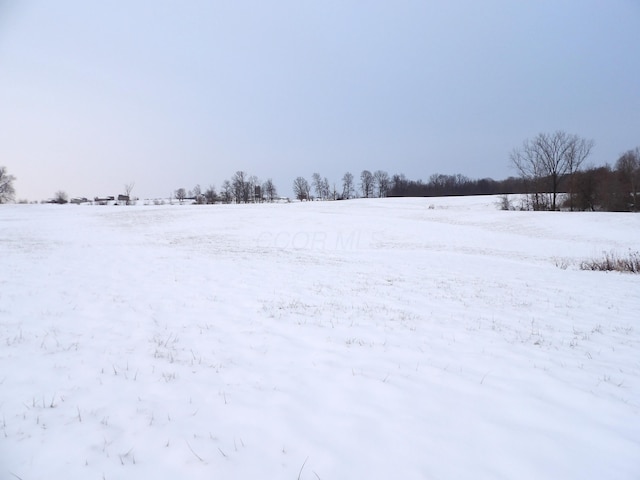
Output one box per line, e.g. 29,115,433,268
1,0,639,201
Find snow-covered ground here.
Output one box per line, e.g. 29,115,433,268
1,196,639,479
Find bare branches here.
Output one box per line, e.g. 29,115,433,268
293,177,311,201
0,166,16,204
360,170,374,198
124,182,135,205
341,172,354,199
510,131,594,210
373,170,390,198
263,178,277,202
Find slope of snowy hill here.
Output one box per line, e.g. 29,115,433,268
1,196,639,479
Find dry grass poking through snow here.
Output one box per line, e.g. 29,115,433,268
580,250,640,273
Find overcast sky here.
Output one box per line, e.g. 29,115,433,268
1,1,639,201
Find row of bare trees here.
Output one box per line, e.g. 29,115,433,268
292,170,392,201
174,171,279,204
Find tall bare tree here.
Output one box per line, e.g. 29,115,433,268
360,170,374,198
293,176,310,201
204,185,217,204
263,178,277,202
232,171,248,203
175,188,186,204
331,181,338,200
0,166,16,204
221,180,233,204
248,175,260,203
322,177,331,200
373,170,390,198
124,182,135,205
311,173,331,200
312,172,324,200
342,172,354,199
53,190,68,204
191,184,208,204
510,131,594,210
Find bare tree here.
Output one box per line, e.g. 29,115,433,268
53,190,68,204
263,178,277,202
204,185,217,204
0,166,16,204
175,188,187,204
322,177,331,200
221,180,233,204
312,172,323,200
293,176,310,201
310,173,331,200
232,171,251,203
248,175,260,203
192,184,207,204
342,172,354,199
360,170,374,198
510,131,594,210
123,181,135,205
373,170,390,198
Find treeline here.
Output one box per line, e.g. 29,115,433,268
387,173,527,197
188,170,528,205
171,147,639,212
5,131,635,211
568,155,639,212
508,132,640,212
291,170,528,201
173,171,279,205
94,135,640,210
509,140,639,212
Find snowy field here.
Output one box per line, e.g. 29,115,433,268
1,196,639,479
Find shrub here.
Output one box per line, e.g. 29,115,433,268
496,194,513,211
